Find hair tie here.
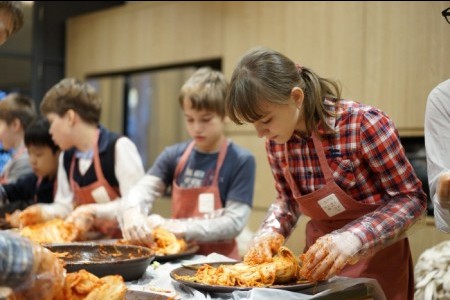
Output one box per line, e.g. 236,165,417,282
295,63,303,74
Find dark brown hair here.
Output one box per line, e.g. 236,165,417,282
226,47,341,134
25,117,60,153
40,78,102,125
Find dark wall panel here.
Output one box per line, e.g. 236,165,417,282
31,1,125,105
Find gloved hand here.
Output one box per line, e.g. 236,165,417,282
18,205,45,227
243,231,285,264
147,213,165,228
437,171,450,209
155,215,187,239
299,231,362,282
65,205,96,235
13,241,65,300
120,207,155,247
6,209,22,228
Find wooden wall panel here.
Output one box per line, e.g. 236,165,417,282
284,2,366,101
149,68,193,166
66,2,222,78
67,1,450,134
363,1,450,133
222,1,288,134
221,1,261,73
229,133,277,210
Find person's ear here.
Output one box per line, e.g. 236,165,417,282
10,118,22,131
65,109,77,125
291,87,304,108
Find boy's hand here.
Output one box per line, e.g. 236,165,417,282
6,209,22,228
120,207,154,247
65,205,96,234
19,205,44,227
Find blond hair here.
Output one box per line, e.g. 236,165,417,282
179,67,228,118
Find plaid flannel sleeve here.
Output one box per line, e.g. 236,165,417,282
339,109,427,252
0,232,34,288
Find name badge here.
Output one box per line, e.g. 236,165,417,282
91,186,111,203
318,193,345,217
198,193,215,213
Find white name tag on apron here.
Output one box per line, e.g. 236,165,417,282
198,193,215,213
91,186,111,203
318,193,346,217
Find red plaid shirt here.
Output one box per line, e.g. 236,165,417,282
259,98,427,252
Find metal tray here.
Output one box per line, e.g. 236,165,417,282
170,261,319,293
45,243,154,281
83,239,199,263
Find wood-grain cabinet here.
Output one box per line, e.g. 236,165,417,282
67,1,449,136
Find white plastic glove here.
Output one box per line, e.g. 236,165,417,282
437,171,450,209
299,231,362,282
120,206,155,247
65,205,96,235
243,231,285,264
17,205,46,227
139,214,187,239
147,214,165,228
6,209,22,228
118,174,165,245
156,216,187,239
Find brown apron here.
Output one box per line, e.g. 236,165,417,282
69,130,121,238
171,139,239,259
283,132,413,300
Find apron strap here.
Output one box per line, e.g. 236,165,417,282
174,141,196,179
91,130,108,182
311,132,334,182
212,139,228,185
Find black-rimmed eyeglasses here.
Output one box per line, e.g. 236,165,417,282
443,7,450,24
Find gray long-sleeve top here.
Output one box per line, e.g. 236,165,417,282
424,79,450,232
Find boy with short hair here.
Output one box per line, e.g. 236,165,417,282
18,78,145,237
119,67,256,259
0,117,60,218
0,92,36,184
